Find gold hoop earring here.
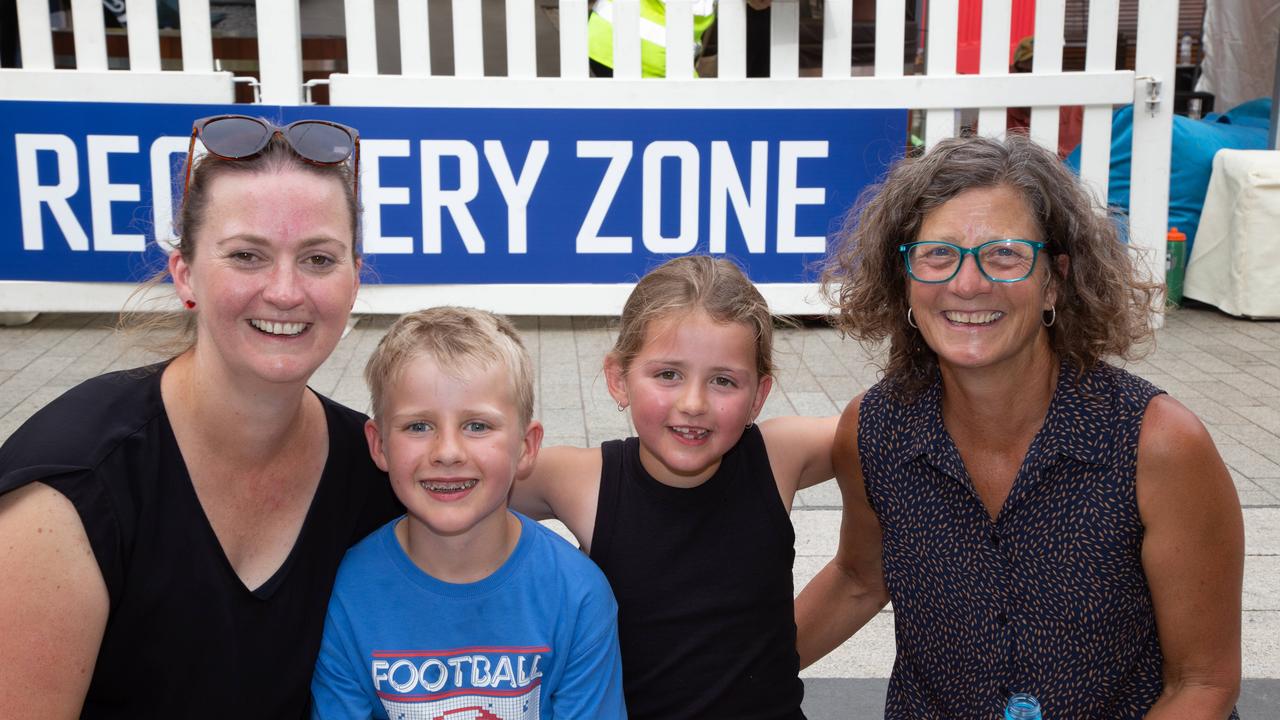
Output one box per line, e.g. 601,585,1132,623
907,308,918,329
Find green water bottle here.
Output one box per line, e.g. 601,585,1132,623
1166,227,1187,307
1004,692,1042,720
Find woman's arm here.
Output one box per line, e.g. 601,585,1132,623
793,395,890,668
760,415,839,509
1137,394,1244,719
0,482,109,718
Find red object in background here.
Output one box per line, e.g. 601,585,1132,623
953,0,1038,74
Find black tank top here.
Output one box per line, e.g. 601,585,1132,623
0,364,402,718
591,426,805,719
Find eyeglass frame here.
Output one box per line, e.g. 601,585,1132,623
898,238,1048,284
181,115,361,202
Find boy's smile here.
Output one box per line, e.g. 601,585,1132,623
365,353,541,578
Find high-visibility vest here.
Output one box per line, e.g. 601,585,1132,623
588,0,718,78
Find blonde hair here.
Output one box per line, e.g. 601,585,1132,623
364,307,534,427
611,255,775,378
821,134,1159,398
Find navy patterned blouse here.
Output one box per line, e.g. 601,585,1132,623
857,360,1239,719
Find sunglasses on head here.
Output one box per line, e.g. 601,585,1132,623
183,114,360,199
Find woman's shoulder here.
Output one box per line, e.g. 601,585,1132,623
0,363,167,476
1073,361,1165,413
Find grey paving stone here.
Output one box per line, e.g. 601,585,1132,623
541,434,588,449
1245,508,1280,555
539,407,585,437
1243,611,1280,677
758,390,796,420
1254,478,1280,503
1215,372,1280,398
1245,365,1280,392
794,509,842,557
1187,380,1267,408
0,346,48,373
1245,556,1280,611
1220,444,1280,479
538,381,582,409
1241,489,1280,508
795,480,843,509
1235,405,1280,436
1178,394,1252,425
788,390,839,417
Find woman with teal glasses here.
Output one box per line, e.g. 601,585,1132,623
0,116,400,718
798,134,1243,719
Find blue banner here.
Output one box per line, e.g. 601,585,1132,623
0,100,906,284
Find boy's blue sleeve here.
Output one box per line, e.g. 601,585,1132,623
548,579,628,719
310,591,378,720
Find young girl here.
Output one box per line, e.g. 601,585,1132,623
511,255,837,720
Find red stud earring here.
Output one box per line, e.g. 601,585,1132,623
184,300,196,309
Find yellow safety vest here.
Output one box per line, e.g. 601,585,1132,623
588,0,718,78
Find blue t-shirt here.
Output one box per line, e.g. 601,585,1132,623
311,511,627,719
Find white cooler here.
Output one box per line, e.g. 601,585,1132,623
1184,149,1280,319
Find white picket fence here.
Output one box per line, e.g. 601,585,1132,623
0,0,1178,316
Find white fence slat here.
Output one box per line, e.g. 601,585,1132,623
770,0,799,78
70,0,109,71
125,0,162,71
612,0,642,79
924,0,958,149
559,0,589,79
506,0,537,78
665,0,695,78
345,0,378,75
717,0,747,79
1080,106,1113,203
823,0,853,78
178,0,213,72
0,69,234,102
16,0,55,70
1080,0,1120,203
874,0,905,77
452,0,485,76
328,70,1133,109
1130,0,1177,309
976,0,1011,137
256,1,303,104
1029,0,1065,152
398,0,432,76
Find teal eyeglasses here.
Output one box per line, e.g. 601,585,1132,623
899,239,1047,283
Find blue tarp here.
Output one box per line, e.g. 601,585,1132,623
1066,98,1273,257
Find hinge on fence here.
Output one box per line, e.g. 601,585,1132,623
303,79,330,105
1136,75,1163,116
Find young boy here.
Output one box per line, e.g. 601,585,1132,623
311,307,627,720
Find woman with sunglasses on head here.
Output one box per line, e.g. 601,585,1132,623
798,134,1243,719
0,115,399,718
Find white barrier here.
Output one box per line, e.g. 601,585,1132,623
0,0,1176,316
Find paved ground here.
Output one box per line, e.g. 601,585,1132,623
2,306,1278,716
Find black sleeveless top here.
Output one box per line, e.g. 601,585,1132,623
591,426,805,719
0,364,402,719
